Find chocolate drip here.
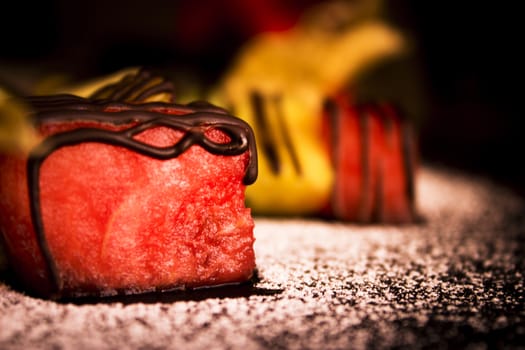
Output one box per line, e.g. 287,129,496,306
322,98,338,216
250,91,280,174
382,105,394,148
274,95,302,175
358,106,371,222
402,121,416,216
24,95,258,297
322,98,339,167
90,69,176,103
379,103,416,220
371,161,384,222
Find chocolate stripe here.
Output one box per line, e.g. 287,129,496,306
274,95,301,175
371,162,384,222
250,91,280,174
358,105,371,222
381,103,415,221
90,69,175,103
402,121,415,216
23,95,258,297
322,98,340,216
134,80,175,102
90,75,134,101
322,98,339,166
382,106,394,149
115,72,152,101
27,97,257,184
107,74,137,100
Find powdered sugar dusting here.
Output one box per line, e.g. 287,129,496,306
1,166,524,349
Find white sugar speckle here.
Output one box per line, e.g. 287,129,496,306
1,166,524,349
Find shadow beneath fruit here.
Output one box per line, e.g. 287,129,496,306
0,265,25,294
0,238,14,287
1,268,283,304
58,272,284,305
61,284,284,305
1,266,283,304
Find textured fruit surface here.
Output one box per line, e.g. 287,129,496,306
323,96,363,221
322,95,416,223
0,120,255,297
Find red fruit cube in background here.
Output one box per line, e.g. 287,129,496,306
322,94,417,223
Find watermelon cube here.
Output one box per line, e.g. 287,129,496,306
322,94,417,223
0,95,258,299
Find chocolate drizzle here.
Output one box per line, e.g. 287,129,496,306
378,103,416,219
323,96,416,223
358,106,372,222
90,69,176,102
250,91,280,174
401,118,416,216
322,98,339,166
24,94,258,297
322,97,341,218
274,95,302,175
249,92,302,175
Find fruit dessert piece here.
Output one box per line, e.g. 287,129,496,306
322,94,417,223
219,90,334,216
72,68,177,104
210,2,414,220
0,93,258,299
30,67,177,103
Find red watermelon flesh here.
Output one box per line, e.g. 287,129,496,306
322,94,416,223
358,105,382,222
323,95,363,221
374,104,416,223
0,119,255,297
360,104,415,223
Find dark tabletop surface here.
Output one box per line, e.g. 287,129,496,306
1,166,524,349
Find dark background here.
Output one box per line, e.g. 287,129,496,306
1,0,522,197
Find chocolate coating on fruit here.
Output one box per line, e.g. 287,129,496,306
249,91,302,176
27,94,257,185
250,91,280,174
24,95,257,297
322,95,416,223
90,69,176,103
